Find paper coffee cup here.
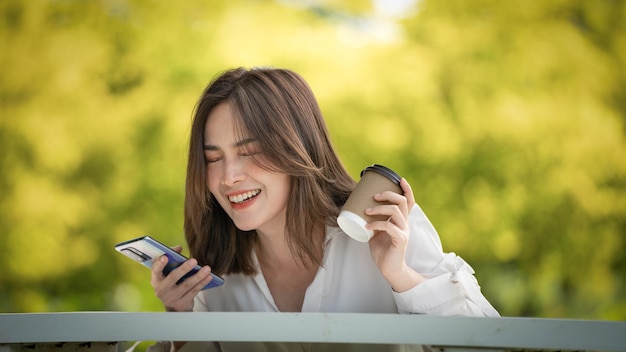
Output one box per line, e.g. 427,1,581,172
337,164,402,242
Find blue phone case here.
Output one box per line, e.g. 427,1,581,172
115,235,224,290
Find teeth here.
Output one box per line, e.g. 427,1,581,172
229,190,260,204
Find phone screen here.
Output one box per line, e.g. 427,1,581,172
115,235,224,290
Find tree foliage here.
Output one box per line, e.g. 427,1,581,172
1,0,624,320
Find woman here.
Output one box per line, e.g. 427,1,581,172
149,67,499,351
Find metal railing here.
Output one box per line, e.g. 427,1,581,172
1,312,625,351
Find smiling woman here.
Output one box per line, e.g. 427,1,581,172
146,67,499,352
180,68,358,279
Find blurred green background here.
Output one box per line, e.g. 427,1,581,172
1,0,625,321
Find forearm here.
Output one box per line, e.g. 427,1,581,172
385,264,426,293
393,269,500,317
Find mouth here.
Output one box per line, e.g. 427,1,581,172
228,189,261,204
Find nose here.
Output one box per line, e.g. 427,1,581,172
222,157,245,187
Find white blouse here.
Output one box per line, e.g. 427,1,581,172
194,203,499,316
149,204,499,352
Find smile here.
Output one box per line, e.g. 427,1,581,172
228,190,261,204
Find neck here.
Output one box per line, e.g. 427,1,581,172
255,229,294,267
255,226,325,270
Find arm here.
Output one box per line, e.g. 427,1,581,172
366,178,499,317
366,178,424,292
149,247,217,351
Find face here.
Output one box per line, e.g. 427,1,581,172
204,102,291,236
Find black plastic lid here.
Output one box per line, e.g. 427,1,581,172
360,164,401,186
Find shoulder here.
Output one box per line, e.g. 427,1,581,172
324,225,374,266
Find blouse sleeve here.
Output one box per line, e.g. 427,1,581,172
393,204,500,317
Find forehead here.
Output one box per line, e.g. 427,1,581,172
203,102,248,146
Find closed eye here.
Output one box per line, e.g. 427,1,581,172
204,150,222,163
239,140,263,157
241,148,262,157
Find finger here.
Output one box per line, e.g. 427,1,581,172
171,245,183,253
366,203,409,238
400,178,416,210
151,254,169,283
164,284,206,312
366,218,409,246
369,228,393,246
366,210,403,231
366,202,407,227
163,258,199,287
178,265,214,292
373,191,409,216
165,266,214,308
155,261,203,307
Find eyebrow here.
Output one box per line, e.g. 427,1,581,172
203,138,257,151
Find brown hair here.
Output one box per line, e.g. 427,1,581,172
184,67,356,275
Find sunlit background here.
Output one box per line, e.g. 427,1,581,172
1,0,625,322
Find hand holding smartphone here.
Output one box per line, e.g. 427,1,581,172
115,235,224,290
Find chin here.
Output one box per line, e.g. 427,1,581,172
232,221,258,232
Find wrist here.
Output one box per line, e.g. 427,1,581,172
386,265,425,293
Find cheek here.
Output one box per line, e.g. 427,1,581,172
274,176,292,207
205,165,221,194
206,169,230,210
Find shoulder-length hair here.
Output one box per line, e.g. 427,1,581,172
185,67,356,276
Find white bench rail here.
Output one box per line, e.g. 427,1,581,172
1,312,625,351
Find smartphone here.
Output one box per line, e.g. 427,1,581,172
115,235,224,290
